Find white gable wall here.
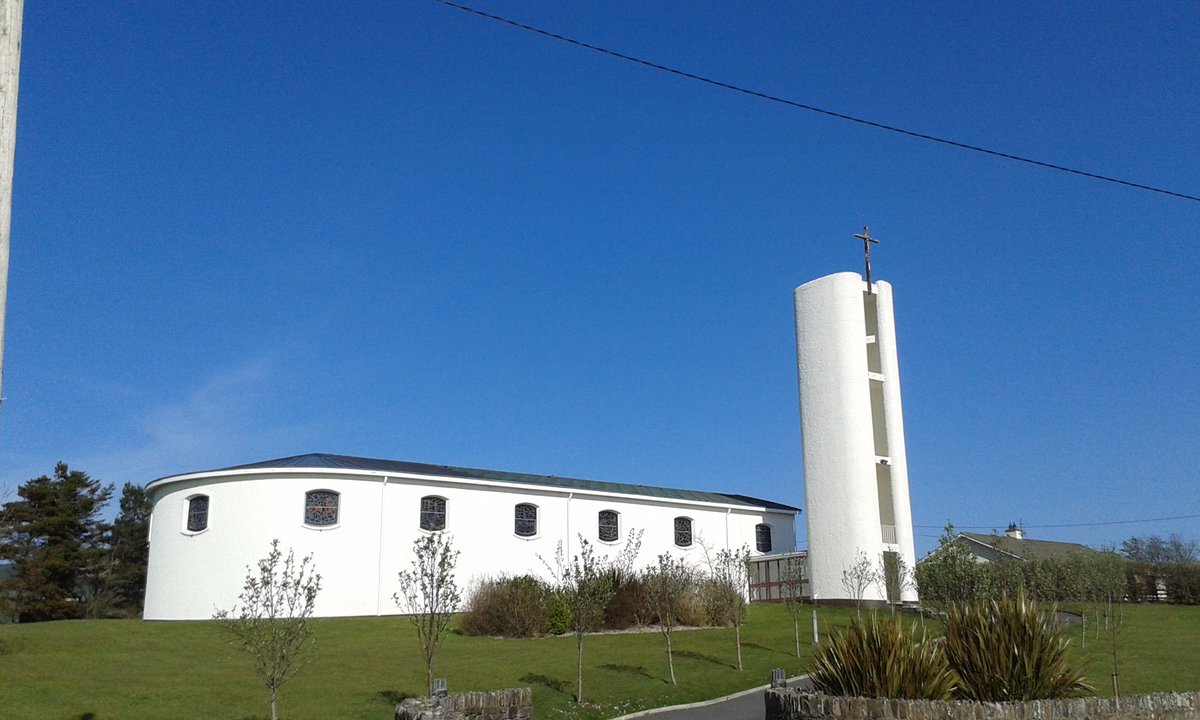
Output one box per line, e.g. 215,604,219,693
144,468,797,620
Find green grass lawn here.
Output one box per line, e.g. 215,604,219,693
0,603,1195,720
1063,603,1200,697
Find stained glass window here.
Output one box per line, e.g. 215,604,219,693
514,503,537,537
756,524,772,553
187,495,209,532
305,490,339,526
420,496,446,531
598,510,619,542
674,517,692,547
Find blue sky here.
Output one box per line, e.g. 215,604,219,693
2,1,1197,556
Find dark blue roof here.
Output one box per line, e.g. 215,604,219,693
173,452,801,512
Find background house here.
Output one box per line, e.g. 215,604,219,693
957,524,1098,563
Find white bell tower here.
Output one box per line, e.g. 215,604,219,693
793,262,918,605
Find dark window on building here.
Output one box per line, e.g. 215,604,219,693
598,510,619,542
420,496,447,531
304,490,339,526
674,517,693,547
514,503,538,537
756,524,772,552
186,495,209,532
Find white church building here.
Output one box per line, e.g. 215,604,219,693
143,454,800,620
143,268,919,618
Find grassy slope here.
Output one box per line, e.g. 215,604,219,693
0,603,1194,720
1065,603,1200,697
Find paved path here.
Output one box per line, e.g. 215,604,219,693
615,675,813,720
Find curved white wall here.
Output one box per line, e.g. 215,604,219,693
144,468,798,620
794,272,917,604
874,282,919,602
795,272,884,602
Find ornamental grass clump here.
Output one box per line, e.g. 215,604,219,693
809,612,955,699
944,594,1092,701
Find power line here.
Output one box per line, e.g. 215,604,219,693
434,0,1200,204
1028,514,1200,529
915,512,1200,531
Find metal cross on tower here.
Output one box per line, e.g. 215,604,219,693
853,226,879,288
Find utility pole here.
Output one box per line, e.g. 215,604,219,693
0,0,23,405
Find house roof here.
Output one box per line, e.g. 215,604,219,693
959,532,1097,561
158,452,803,513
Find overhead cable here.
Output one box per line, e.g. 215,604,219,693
915,512,1200,531
434,0,1200,204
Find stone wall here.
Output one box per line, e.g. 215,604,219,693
766,690,1200,720
395,688,533,720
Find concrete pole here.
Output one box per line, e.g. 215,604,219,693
0,0,23,405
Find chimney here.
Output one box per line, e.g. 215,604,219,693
1005,523,1024,540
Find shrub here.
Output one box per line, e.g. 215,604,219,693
698,577,743,627
603,574,647,630
1125,561,1160,603
548,592,573,635
675,587,708,627
1164,562,1200,604
808,612,954,699
459,575,552,637
944,595,1091,700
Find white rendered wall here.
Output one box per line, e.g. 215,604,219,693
144,468,797,620
873,282,919,602
794,272,917,604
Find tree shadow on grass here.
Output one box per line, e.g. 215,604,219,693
378,690,418,705
740,640,798,660
599,663,662,682
519,673,572,695
676,649,737,669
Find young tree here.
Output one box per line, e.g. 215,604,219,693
394,532,461,696
880,552,915,614
643,553,693,684
1093,552,1127,629
560,539,613,704
841,549,880,618
779,555,807,657
542,532,641,703
706,545,751,671
0,463,113,622
1103,584,1126,698
214,539,322,720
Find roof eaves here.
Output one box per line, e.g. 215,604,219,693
154,453,801,512
958,533,1023,560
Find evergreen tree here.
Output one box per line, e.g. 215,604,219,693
108,483,152,615
0,463,113,622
